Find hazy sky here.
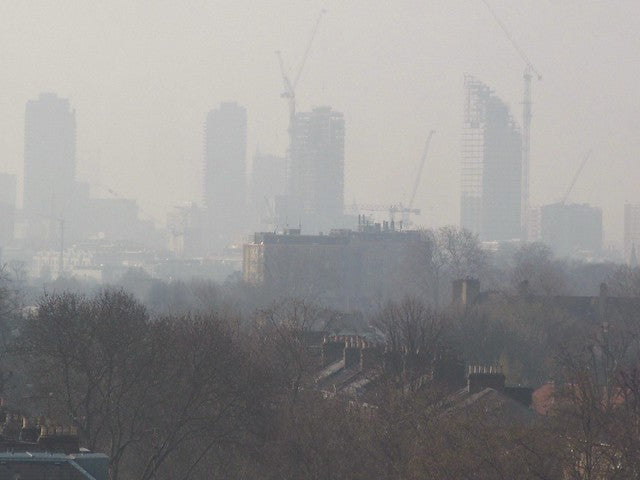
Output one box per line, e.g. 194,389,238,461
0,1,638,248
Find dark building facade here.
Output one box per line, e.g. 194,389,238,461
203,102,247,252
287,106,345,234
243,225,423,310
24,93,76,218
461,76,522,242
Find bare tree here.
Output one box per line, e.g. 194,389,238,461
511,242,566,296
374,297,446,388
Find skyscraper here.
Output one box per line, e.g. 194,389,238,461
461,76,522,241
24,93,76,218
624,203,640,264
287,106,345,233
203,102,247,251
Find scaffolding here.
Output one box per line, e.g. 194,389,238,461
461,76,522,241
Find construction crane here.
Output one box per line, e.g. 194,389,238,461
276,9,326,129
561,150,592,206
481,0,541,240
403,129,436,225
349,131,434,229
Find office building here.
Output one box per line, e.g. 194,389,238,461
203,102,247,251
287,106,345,233
540,202,602,258
243,225,422,310
24,93,76,218
461,76,522,241
624,203,640,265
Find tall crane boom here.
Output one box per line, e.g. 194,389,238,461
407,130,436,210
561,150,592,206
480,0,541,80
293,10,326,90
275,10,326,125
276,10,325,213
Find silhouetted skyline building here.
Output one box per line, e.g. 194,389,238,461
541,202,602,258
24,93,76,218
203,102,247,251
624,203,640,265
461,76,522,242
287,106,345,234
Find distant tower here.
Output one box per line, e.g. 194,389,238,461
461,76,522,241
203,102,247,251
23,93,76,218
624,203,640,264
287,106,345,233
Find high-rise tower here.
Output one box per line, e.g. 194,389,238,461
287,106,345,233
624,204,640,265
461,76,522,241
203,102,247,251
24,93,76,218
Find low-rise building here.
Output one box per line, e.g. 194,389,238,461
243,224,425,309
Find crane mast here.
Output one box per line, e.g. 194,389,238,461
275,10,325,219
276,10,325,132
522,67,532,239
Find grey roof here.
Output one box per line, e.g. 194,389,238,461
0,452,109,480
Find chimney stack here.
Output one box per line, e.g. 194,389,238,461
321,336,344,367
467,365,505,394
343,336,360,369
453,278,480,308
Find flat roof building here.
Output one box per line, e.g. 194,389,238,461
243,225,424,310
540,202,602,258
287,106,345,234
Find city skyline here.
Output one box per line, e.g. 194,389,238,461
0,2,637,250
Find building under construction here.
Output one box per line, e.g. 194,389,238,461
461,76,522,242
285,106,345,234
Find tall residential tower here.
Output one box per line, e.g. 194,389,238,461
24,93,76,218
203,102,247,251
461,76,522,242
287,106,345,233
